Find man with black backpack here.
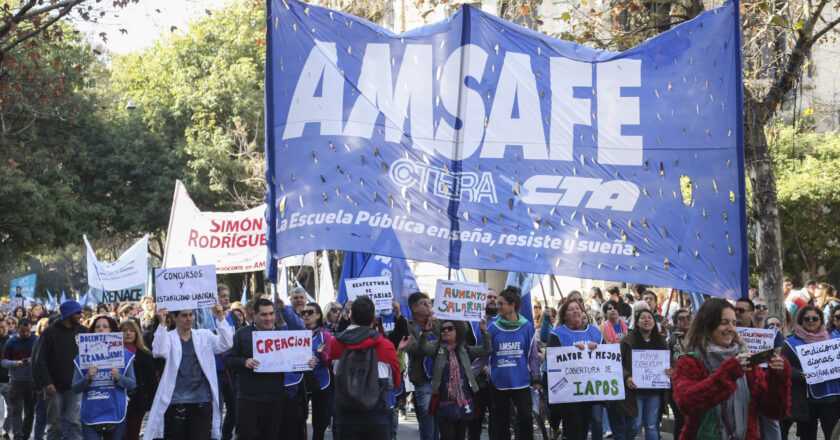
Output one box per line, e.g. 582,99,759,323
328,296,400,440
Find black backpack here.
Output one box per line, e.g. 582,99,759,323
334,345,381,411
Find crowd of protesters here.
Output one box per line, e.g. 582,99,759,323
0,279,837,440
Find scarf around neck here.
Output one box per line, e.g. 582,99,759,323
497,314,528,330
603,319,628,343
703,341,749,440
794,324,829,344
445,344,469,410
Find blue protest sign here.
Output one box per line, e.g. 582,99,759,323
10,274,37,299
265,0,747,299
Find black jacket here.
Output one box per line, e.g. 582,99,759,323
224,324,285,401
33,321,86,392
127,349,158,414
0,335,9,383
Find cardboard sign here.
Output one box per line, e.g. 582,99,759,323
547,345,625,404
154,265,218,312
344,276,393,311
77,332,124,370
794,338,840,385
737,327,777,368
631,350,671,389
433,280,487,322
252,330,313,373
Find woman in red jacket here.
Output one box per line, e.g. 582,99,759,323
672,298,791,440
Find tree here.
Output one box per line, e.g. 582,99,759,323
772,123,840,284
109,1,267,210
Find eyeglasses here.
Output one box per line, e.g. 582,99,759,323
301,310,317,316
802,316,821,323
330,308,341,313
677,315,692,321
754,305,768,310
735,308,753,314
440,326,456,333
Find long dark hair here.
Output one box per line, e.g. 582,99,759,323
438,320,465,346
684,298,745,356
306,302,324,328
630,309,667,349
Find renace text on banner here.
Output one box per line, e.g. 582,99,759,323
264,0,747,298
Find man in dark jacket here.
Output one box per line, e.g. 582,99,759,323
225,298,314,440
327,296,400,440
32,300,85,440
224,298,285,440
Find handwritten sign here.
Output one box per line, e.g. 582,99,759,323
77,332,124,370
344,276,393,311
794,338,840,385
737,327,777,367
434,280,487,322
154,265,218,312
631,350,671,389
252,330,313,373
547,345,625,404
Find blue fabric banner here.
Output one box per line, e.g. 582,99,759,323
9,274,37,299
265,0,747,299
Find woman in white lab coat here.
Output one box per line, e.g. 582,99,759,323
143,304,232,440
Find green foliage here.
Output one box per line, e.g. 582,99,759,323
770,124,840,283
110,1,266,209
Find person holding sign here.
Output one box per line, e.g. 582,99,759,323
780,305,840,440
829,305,840,338
225,298,304,440
547,297,603,440
71,315,136,440
301,302,334,440
619,309,670,440
673,298,791,440
416,316,491,440
487,286,540,440
144,304,232,440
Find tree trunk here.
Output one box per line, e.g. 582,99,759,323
744,103,786,327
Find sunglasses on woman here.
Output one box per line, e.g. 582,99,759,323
440,325,456,333
802,316,821,323
301,310,317,316
754,305,768,310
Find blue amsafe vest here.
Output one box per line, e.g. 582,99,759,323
786,334,840,399
74,349,135,425
286,371,303,397
551,324,603,347
488,320,535,390
380,312,396,334
311,329,331,390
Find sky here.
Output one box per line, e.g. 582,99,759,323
74,0,229,55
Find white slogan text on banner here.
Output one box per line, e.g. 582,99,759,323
154,265,218,312
547,345,625,404
794,338,840,385
252,330,313,373
77,333,124,370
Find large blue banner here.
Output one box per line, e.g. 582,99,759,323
265,0,747,299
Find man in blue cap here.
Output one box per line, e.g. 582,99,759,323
32,299,86,440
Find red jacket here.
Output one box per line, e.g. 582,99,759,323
673,353,791,440
327,329,401,390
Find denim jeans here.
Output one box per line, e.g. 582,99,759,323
8,381,34,440
759,414,781,440
81,420,126,440
633,394,661,440
217,371,237,440
34,392,46,440
606,401,630,440
413,381,439,440
590,404,604,440
45,390,82,440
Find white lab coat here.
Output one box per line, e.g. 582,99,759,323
143,320,233,440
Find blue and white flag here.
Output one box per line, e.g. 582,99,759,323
265,0,747,299
337,251,419,320
241,284,248,304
